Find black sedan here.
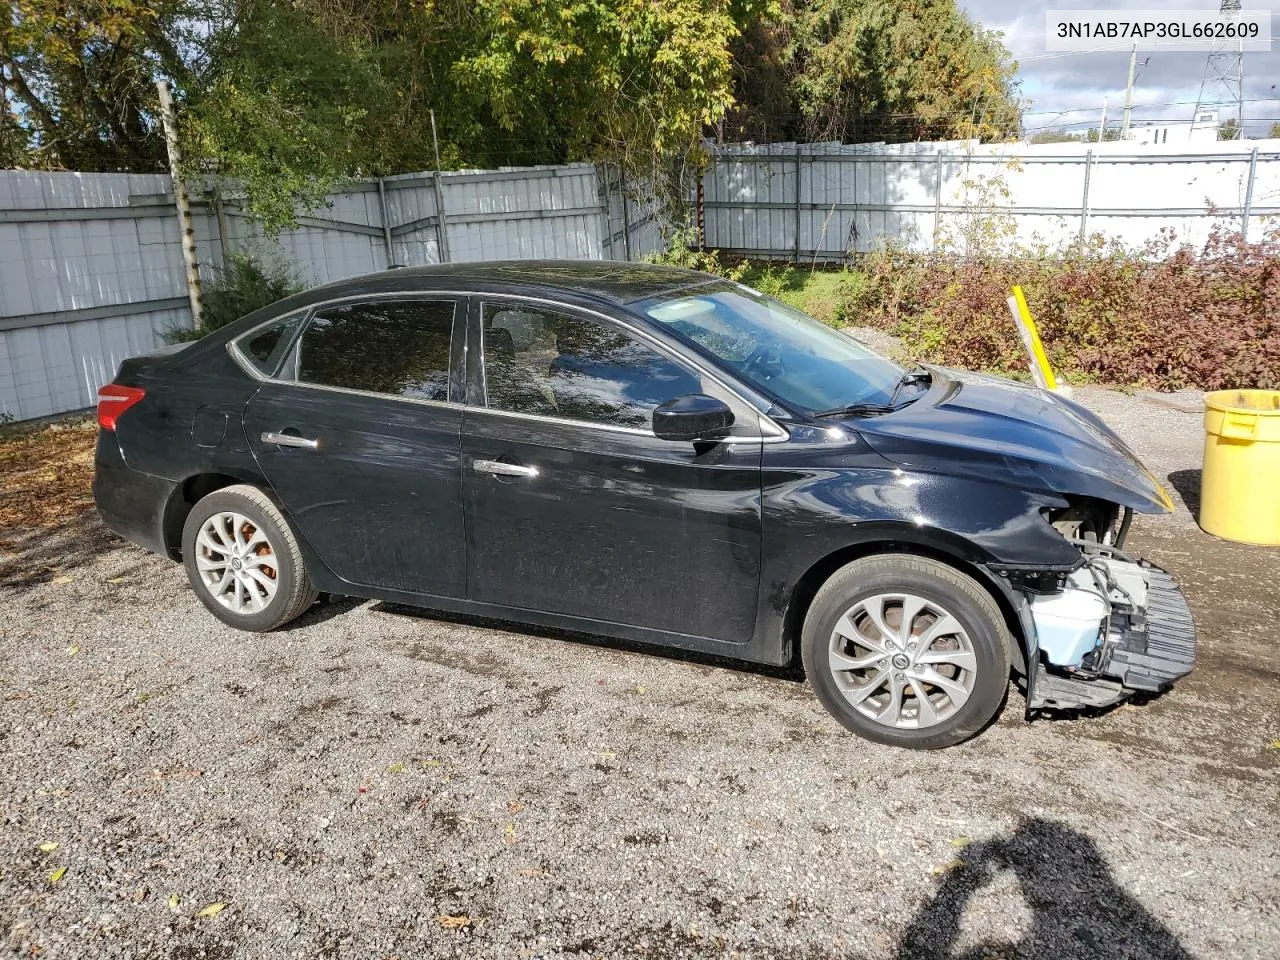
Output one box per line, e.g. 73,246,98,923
92,261,1195,748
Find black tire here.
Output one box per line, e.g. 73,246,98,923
801,554,1012,749
181,483,317,632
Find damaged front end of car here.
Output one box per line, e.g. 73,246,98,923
1010,498,1197,712
850,365,1198,713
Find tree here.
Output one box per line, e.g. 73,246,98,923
1,0,1022,228
184,0,771,228
1,0,767,225
1217,118,1241,141
0,0,197,171
723,0,1021,144
0,68,30,166
1028,129,1079,144
1081,127,1122,143
1270,122,1280,139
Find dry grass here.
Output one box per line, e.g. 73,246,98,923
0,419,98,534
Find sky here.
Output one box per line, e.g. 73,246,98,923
959,1,1280,136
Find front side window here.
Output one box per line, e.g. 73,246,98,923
296,299,456,402
236,313,304,377
480,302,701,429
639,284,905,413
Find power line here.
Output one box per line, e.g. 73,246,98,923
1022,96,1280,118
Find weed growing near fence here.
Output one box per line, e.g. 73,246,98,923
165,254,302,343
739,265,864,324
645,226,748,282
843,226,1280,391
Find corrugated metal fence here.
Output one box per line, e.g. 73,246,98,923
0,162,658,421
9,140,1278,420
699,139,1280,260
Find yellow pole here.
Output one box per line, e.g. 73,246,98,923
1011,285,1058,391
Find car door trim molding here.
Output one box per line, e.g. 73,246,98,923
227,288,788,442
262,376,469,412
462,401,780,443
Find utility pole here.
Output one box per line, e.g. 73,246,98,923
1098,96,1108,143
428,109,451,263
155,80,204,330
1121,45,1138,141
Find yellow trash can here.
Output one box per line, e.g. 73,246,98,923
1200,389,1280,545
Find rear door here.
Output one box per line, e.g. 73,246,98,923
460,297,765,643
243,296,467,597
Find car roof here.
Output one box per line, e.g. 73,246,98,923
296,259,722,307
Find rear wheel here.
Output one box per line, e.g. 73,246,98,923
801,554,1012,749
181,484,317,631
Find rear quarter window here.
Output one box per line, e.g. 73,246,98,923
234,313,305,377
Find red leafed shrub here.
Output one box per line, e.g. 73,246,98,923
844,226,1280,391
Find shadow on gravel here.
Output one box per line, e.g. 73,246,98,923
375,602,807,683
280,594,366,631
895,817,1192,960
1166,469,1202,519
0,508,119,591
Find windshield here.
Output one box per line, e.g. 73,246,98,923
638,284,905,413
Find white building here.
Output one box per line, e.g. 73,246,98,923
1130,110,1222,145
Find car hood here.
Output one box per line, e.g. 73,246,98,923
851,366,1174,514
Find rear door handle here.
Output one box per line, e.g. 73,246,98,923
261,431,318,450
473,459,538,478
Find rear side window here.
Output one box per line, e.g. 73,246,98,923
297,299,457,402
237,313,304,377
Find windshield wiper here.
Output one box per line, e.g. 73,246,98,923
814,369,932,420
888,368,932,407
812,403,899,419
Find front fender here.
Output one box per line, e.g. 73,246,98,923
756,435,1078,668
763,458,1082,572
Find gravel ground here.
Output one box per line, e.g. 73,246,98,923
1,388,1277,959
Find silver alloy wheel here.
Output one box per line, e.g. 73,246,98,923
828,592,977,729
194,511,279,615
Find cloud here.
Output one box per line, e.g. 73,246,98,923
960,0,1280,135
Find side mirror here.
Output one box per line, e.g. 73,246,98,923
653,394,735,443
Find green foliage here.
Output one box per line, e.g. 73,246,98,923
750,264,798,298
165,253,301,343
4,0,1022,227
3,0,766,224
1028,130,1080,145
0,0,191,172
725,0,1021,144
740,264,863,322
0,83,28,167
843,226,1280,391
1269,122,1280,139
184,4,396,231
645,226,748,281
1080,127,1123,143
1218,118,1241,142
185,0,768,228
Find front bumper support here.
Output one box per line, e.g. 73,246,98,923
1027,560,1196,711
1104,562,1198,691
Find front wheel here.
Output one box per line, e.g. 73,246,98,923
801,554,1012,749
181,484,317,632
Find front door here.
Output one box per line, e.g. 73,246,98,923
461,298,763,643
244,297,467,597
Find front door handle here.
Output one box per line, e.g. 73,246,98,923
473,459,538,479
262,431,318,450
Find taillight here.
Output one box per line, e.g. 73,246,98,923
96,384,146,431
